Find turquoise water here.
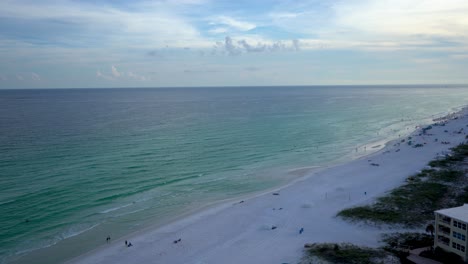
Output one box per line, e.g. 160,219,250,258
0,86,467,263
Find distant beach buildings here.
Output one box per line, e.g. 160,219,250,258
434,204,468,261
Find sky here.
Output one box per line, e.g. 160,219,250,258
1,0,468,88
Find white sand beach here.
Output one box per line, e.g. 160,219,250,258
69,108,468,264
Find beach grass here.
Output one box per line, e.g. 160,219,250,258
304,233,434,264
429,143,468,167
302,243,390,264
381,232,433,251
338,143,468,226
338,181,448,226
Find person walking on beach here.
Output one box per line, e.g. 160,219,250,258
125,240,128,246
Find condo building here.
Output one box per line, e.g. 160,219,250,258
434,204,468,261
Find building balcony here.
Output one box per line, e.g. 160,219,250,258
441,218,451,225
439,230,450,236
438,225,451,235
437,235,450,246
437,239,450,246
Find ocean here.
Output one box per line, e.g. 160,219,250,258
0,85,467,263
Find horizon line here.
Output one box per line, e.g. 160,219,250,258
1,84,467,91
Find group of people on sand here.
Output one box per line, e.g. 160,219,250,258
108,236,187,248
106,236,133,247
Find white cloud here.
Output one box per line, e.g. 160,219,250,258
334,0,468,38
16,74,24,81
111,65,121,78
0,0,211,49
97,66,148,82
292,39,300,51
210,16,256,31
269,12,301,19
96,70,114,81
263,0,468,51
31,72,41,81
127,71,147,81
1,0,467,53
208,27,228,34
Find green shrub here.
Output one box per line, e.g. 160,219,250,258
339,182,447,226
304,243,387,264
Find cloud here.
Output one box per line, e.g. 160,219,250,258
264,0,468,51
111,65,121,78
0,0,211,49
215,36,300,55
270,12,302,19
2,0,468,88
96,70,114,80
238,39,266,53
292,39,300,51
208,27,228,34
4,0,465,60
223,36,242,56
127,71,147,81
211,16,256,31
31,72,41,81
0,72,41,82
97,66,147,81
334,0,468,38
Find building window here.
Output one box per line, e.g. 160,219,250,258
442,216,452,223
452,242,466,252
453,221,467,230
452,231,466,241
453,231,466,241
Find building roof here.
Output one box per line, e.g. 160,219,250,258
436,204,468,221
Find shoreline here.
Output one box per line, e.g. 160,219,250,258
63,107,468,264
